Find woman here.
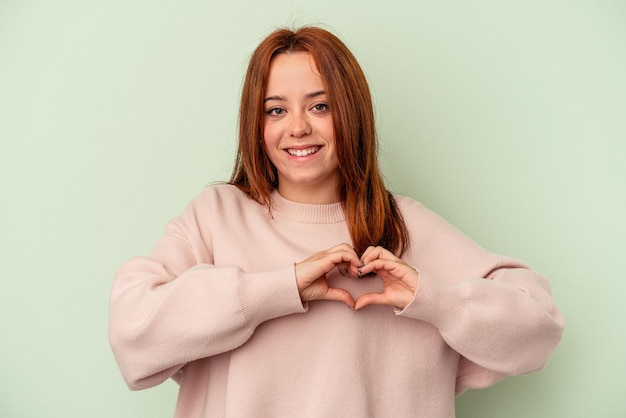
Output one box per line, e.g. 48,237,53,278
109,27,564,417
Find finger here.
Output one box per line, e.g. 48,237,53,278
323,287,356,310
358,258,402,276
360,259,419,288
360,246,397,264
326,249,363,275
359,246,378,261
354,292,392,311
323,254,361,280
337,262,350,278
320,243,360,263
339,260,363,279
327,243,359,257
296,248,361,285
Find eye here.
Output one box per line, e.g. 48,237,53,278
266,107,285,116
311,103,329,113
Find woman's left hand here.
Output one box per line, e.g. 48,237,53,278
354,246,419,311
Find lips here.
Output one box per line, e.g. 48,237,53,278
286,146,320,157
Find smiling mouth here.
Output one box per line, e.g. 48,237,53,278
286,146,320,157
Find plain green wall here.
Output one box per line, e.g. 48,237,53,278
1,0,625,417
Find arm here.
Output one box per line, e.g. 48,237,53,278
402,257,564,394
357,197,565,393
108,218,305,390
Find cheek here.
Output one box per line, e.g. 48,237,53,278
321,120,336,145
262,123,280,147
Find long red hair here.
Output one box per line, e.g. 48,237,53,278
230,26,409,256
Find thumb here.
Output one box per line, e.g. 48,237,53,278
354,292,390,311
324,287,356,310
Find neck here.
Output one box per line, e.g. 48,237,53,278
277,183,340,204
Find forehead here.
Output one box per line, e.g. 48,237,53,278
266,52,323,91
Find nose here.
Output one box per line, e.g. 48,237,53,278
289,111,312,138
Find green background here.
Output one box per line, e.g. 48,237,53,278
1,0,624,416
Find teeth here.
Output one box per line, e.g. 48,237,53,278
287,147,319,157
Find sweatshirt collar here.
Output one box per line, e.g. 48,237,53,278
270,190,345,224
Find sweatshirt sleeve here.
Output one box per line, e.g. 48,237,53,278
108,202,306,391
394,197,565,395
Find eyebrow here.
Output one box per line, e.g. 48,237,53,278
263,90,326,103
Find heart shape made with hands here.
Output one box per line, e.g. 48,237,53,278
296,245,419,311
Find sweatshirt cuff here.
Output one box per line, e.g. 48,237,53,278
396,270,468,330
238,264,307,326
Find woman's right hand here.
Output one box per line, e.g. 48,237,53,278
295,243,361,309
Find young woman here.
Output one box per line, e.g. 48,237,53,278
109,27,564,417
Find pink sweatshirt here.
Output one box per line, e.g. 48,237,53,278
109,184,564,417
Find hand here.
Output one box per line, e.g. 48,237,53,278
295,243,362,309
354,246,419,311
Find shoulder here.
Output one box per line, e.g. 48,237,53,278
391,193,464,239
192,183,257,206
168,183,265,239
182,183,264,219
391,194,497,277
391,193,427,216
